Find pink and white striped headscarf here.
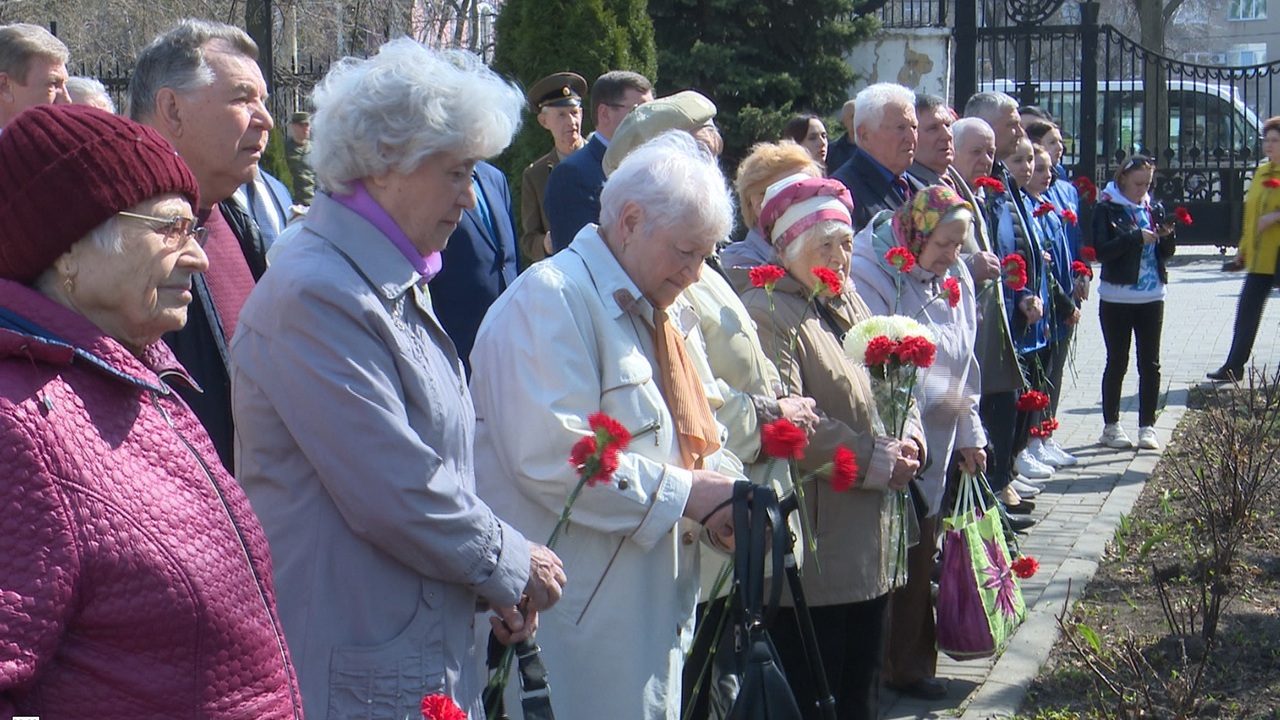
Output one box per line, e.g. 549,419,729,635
759,173,855,253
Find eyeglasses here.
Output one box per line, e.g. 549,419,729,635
117,211,209,248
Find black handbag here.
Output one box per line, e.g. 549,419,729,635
723,481,836,720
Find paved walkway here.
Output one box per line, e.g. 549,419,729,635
879,248,1280,719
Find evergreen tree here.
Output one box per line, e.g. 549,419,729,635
649,0,876,169
490,0,657,197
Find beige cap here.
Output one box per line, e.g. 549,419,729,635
602,90,717,177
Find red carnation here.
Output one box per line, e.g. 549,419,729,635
940,277,962,308
1174,206,1193,225
1033,202,1055,218
1001,253,1028,291
864,335,898,366
762,418,808,460
1011,556,1040,579
422,694,467,720
894,335,937,368
1073,176,1098,203
830,446,858,492
1041,417,1060,433
1080,246,1097,263
885,247,916,273
749,264,787,290
1029,426,1046,439
1071,260,1093,279
569,436,597,469
812,266,843,296
974,176,1006,194
1265,178,1280,189
588,411,631,448
1061,208,1078,225
569,412,632,487
1016,390,1050,412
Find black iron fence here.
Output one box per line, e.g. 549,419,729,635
72,55,331,125
957,0,1280,247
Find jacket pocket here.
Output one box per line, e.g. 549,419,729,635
326,580,447,720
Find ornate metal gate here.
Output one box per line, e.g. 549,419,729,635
955,0,1280,246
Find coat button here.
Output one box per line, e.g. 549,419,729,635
618,478,630,490
681,531,695,545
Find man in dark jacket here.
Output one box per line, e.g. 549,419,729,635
130,19,274,470
831,82,923,231
428,161,518,373
544,70,652,252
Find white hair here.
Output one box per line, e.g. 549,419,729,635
599,130,734,243
782,218,853,266
963,92,1018,124
853,83,916,137
34,216,124,293
309,37,523,194
951,117,995,150
66,76,115,113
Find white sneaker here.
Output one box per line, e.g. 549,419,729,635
1010,477,1043,497
1044,438,1079,466
1014,449,1054,479
1099,423,1134,449
1029,438,1062,468
1137,426,1160,450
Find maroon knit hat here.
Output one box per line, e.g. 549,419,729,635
0,104,200,283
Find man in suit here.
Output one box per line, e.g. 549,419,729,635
544,70,652,252
428,160,518,373
825,98,857,176
130,19,274,470
519,72,587,267
831,82,922,231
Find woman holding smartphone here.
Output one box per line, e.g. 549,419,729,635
1092,155,1177,451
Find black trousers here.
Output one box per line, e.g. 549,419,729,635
979,390,1018,492
1099,299,1164,427
1014,346,1054,454
771,594,890,720
1220,272,1275,374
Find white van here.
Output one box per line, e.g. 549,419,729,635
980,79,1264,166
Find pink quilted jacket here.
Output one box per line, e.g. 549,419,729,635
0,280,303,719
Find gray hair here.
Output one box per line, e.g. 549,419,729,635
853,83,916,137
840,98,857,123
0,24,68,81
782,218,853,266
915,93,949,116
128,19,258,121
952,117,995,149
963,91,1018,124
33,215,124,292
309,38,522,194
66,76,115,113
600,130,733,243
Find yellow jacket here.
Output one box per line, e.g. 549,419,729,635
1240,160,1280,274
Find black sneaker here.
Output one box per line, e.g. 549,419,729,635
1206,367,1241,383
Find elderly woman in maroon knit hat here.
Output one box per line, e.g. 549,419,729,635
0,104,302,718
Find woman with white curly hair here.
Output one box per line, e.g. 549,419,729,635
738,173,925,720
229,38,566,718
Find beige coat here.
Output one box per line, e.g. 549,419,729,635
741,274,921,605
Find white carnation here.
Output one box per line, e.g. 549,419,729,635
843,314,936,365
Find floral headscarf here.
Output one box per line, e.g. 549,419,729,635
890,185,973,256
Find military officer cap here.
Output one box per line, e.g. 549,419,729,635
290,111,310,125
526,72,588,114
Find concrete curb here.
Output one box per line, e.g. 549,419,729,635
955,402,1188,720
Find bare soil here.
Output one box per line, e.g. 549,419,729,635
1016,387,1280,719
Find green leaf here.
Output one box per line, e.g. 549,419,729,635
1076,623,1102,653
